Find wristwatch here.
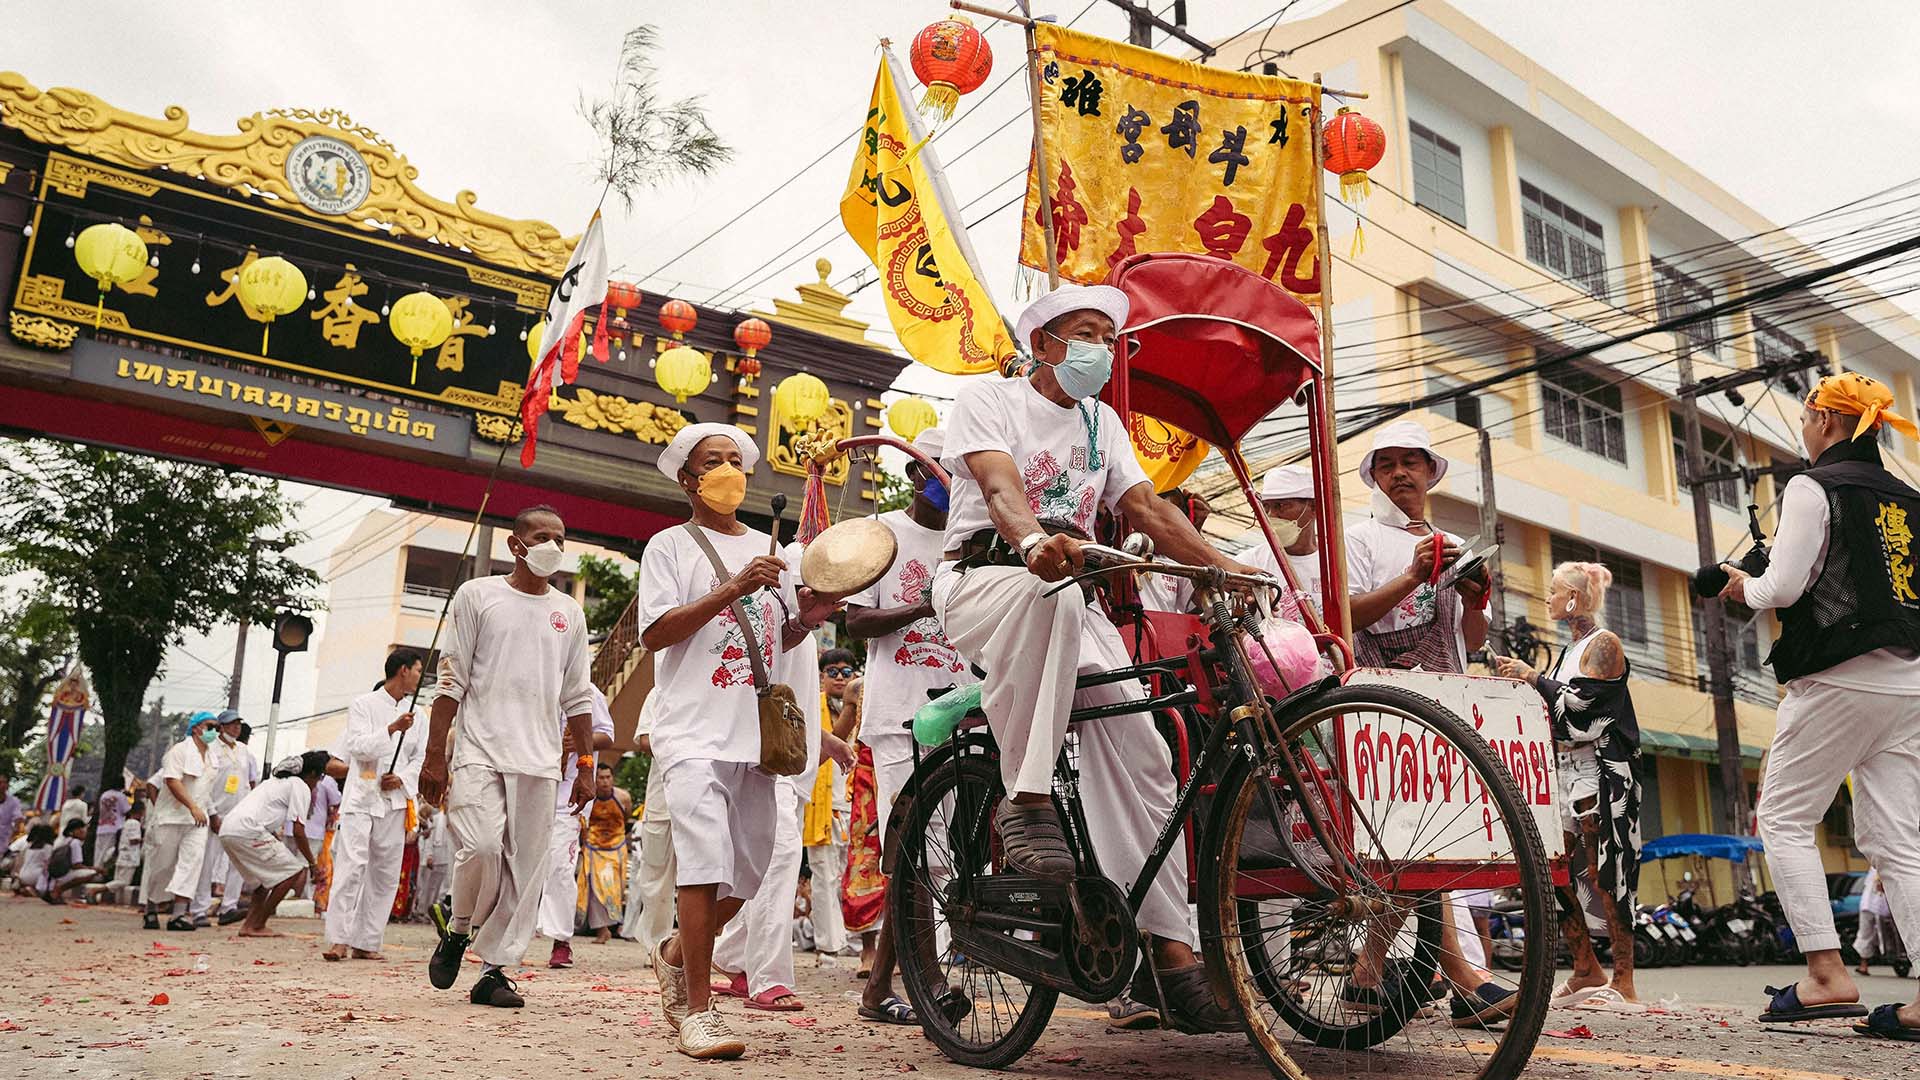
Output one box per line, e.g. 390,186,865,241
1017,532,1048,563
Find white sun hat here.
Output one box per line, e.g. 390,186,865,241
1358,419,1449,489
1260,464,1316,501
1013,283,1130,353
657,421,760,480
911,426,946,462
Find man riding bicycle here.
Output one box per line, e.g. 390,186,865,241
932,283,1260,1029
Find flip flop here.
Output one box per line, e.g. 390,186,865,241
859,996,918,1024
710,971,748,999
1551,982,1605,1008
745,985,805,1012
1758,983,1868,1024
1572,987,1646,1013
1853,1004,1920,1042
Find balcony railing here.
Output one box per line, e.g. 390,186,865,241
592,594,641,694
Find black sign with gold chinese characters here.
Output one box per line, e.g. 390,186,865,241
13,153,547,415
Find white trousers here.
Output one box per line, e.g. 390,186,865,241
714,786,805,995
1757,682,1920,953
190,833,237,917
141,822,206,907
622,763,676,950
447,765,558,967
807,841,847,953
937,565,1196,947
325,811,406,951
536,811,582,943
95,828,120,874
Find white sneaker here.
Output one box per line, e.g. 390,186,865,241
653,937,688,1031
676,1008,746,1060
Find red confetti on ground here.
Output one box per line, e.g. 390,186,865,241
83,1041,140,1049
59,918,74,925
148,994,169,1006
39,997,51,1005
828,1046,844,1053
253,960,278,966
786,1017,817,1028
896,1065,917,1073
72,938,92,943
149,942,180,951
1544,1025,1596,1039
0,1021,22,1032
1047,1055,1086,1064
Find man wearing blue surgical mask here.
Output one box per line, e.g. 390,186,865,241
932,285,1259,1031
139,712,224,931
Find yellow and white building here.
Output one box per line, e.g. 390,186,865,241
1208,0,1920,889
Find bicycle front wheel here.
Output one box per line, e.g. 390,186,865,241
1199,682,1554,1080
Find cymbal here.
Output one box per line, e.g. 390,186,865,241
801,518,897,601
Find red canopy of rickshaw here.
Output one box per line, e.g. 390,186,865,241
1104,252,1323,448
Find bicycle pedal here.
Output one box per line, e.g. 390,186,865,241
1066,883,1097,948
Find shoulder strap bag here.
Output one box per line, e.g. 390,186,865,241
681,523,809,776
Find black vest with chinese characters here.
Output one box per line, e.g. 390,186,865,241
1767,441,1920,683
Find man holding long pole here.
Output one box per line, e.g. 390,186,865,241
418,505,597,1009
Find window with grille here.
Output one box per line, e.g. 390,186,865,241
1409,121,1467,227
1671,412,1743,509
1549,535,1647,646
1652,256,1717,352
1521,180,1607,296
1753,318,1805,369
1541,365,1627,463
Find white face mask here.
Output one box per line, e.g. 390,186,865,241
518,538,563,577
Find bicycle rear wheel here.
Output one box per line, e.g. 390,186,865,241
889,744,1058,1069
1200,683,1554,1080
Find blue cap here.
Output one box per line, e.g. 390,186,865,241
215,709,242,725
190,710,219,725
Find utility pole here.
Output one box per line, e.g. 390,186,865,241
1675,342,1751,853
1476,427,1508,652
1099,0,1214,57
226,540,261,711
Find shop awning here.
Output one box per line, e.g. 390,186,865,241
1638,727,1765,763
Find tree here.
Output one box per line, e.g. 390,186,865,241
576,553,638,636
580,25,733,209
0,594,73,748
876,466,915,513
0,441,320,789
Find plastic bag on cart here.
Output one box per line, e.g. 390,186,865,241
1242,589,1328,699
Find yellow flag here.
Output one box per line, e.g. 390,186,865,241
841,53,1016,376
1130,413,1208,493
1020,24,1322,306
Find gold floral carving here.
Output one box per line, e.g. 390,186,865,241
473,414,524,444
0,73,574,277
44,155,161,197
549,388,688,446
7,312,80,350
769,395,852,486
19,274,130,331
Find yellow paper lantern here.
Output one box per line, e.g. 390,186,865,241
524,318,588,371
72,222,148,328
774,372,830,425
886,397,938,442
389,291,454,384
234,255,307,354
655,344,712,404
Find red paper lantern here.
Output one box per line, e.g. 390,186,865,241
1321,107,1387,255
733,317,772,357
659,298,698,340
911,16,992,122
605,280,643,320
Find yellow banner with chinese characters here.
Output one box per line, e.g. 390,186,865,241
1019,24,1323,302
841,54,1017,376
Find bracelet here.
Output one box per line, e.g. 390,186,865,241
575,753,595,770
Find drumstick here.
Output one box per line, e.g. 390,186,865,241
768,492,787,558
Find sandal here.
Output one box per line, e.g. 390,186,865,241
1153,962,1238,1033
933,987,973,1024
1853,1003,1920,1042
710,971,748,999
859,995,918,1025
1551,982,1605,1008
993,801,1075,883
1758,983,1868,1024
1451,982,1518,1029
1571,987,1646,1013
746,985,805,1012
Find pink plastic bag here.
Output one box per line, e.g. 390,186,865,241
1244,614,1325,698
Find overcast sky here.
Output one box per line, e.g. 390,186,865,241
8,0,1920,717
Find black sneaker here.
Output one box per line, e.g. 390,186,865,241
429,926,471,990
470,968,524,1008
166,916,196,931
428,898,451,937
217,908,248,926
143,913,160,931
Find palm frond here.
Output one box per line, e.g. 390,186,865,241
581,24,733,209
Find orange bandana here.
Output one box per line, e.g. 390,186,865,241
1807,371,1919,442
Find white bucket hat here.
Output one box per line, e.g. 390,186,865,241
1358,419,1448,489
657,421,760,480
1013,283,1130,353
911,426,946,462
1260,464,1316,501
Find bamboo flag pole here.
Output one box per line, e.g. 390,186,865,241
952,0,1059,289
1307,73,1355,644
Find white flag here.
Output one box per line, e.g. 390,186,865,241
521,211,608,466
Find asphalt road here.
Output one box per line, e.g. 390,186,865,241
2,898,1913,1079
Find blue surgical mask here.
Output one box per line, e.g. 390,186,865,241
921,476,949,513
198,727,219,745
1042,332,1114,401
